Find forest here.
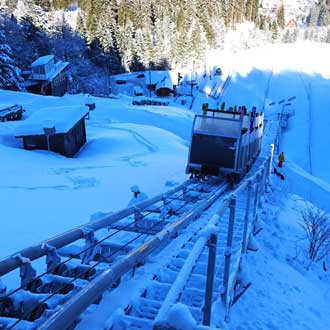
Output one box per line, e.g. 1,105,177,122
0,0,330,93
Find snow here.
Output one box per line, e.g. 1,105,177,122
14,105,88,136
1,40,330,330
162,303,196,330
198,224,220,238
0,90,191,262
31,55,54,67
231,192,330,330
156,78,173,91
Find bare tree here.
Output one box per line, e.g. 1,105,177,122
299,206,330,262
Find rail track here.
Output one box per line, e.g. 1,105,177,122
0,71,284,330
0,179,228,330
0,147,275,330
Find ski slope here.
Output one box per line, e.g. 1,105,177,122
207,42,330,211
0,41,330,329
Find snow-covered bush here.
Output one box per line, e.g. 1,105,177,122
299,206,330,262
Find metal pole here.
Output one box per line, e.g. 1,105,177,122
266,145,275,192
241,182,252,254
269,144,275,177
259,169,265,207
149,69,151,97
222,197,236,311
253,175,260,221
203,233,217,326
37,184,228,330
46,134,50,151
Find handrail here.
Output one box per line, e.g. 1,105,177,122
37,183,228,330
0,180,193,276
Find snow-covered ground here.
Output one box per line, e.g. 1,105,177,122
232,183,330,330
0,92,193,258
1,41,330,329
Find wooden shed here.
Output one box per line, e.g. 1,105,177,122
15,106,89,157
155,78,174,97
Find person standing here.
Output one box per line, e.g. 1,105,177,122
278,151,285,168
202,102,209,115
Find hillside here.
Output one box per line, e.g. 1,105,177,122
0,41,330,329
1,0,319,95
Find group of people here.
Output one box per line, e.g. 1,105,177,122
202,101,253,116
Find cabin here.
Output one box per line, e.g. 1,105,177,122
24,55,69,96
155,78,174,97
15,106,88,157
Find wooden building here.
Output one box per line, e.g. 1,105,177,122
15,106,89,157
24,55,69,96
155,77,174,97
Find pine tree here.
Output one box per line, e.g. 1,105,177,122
245,0,253,21
237,0,246,23
0,32,24,91
326,28,330,43
308,4,320,27
276,5,285,29
271,20,278,41
251,0,259,23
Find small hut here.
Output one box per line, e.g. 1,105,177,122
25,55,69,96
15,106,88,157
155,78,174,97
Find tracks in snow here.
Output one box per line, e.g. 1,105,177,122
298,74,313,175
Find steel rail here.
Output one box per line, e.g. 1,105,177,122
153,201,229,328
37,183,228,330
0,180,193,276
3,181,213,329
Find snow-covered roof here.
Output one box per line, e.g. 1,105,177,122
113,70,178,85
31,55,54,67
48,61,69,80
156,78,173,91
15,106,88,137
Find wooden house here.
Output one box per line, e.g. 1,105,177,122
15,106,88,157
155,78,174,97
25,55,69,96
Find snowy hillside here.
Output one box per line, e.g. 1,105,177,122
0,91,193,259
1,41,330,329
261,0,314,21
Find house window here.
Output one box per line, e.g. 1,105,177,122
33,65,46,75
